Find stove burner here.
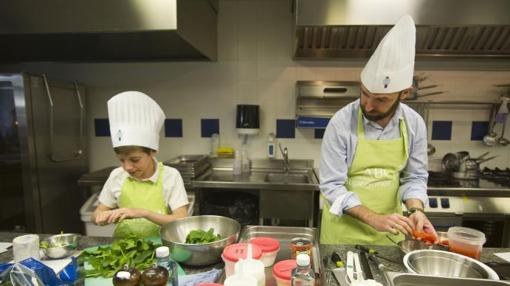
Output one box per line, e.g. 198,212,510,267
428,172,462,187
481,167,510,187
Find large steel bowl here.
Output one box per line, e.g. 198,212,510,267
160,215,241,266
403,250,499,280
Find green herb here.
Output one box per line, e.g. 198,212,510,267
39,241,49,249
77,236,159,278
185,228,221,244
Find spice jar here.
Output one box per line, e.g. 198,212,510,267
112,265,141,286
290,237,312,259
141,265,169,286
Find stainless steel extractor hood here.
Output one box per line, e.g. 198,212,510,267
0,0,218,62
294,0,510,59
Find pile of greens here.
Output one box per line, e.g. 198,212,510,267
185,228,221,244
78,236,159,278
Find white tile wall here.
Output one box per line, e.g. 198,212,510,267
1,0,510,172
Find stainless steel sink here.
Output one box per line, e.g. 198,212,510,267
264,172,310,184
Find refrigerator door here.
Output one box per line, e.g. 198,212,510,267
0,77,25,231
27,74,88,233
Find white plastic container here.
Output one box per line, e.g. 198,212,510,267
222,243,262,277
80,193,115,237
224,272,257,286
249,237,280,267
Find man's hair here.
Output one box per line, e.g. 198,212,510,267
114,146,154,155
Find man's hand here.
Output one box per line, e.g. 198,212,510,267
409,210,437,241
94,208,147,225
346,205,415,236
368,213,415,236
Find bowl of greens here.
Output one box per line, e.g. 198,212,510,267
160,215,241,266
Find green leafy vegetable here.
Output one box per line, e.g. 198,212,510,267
185,228,221,244
77,236,159,278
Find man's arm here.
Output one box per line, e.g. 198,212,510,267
320,113,362,215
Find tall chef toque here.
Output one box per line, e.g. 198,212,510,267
360,15,416,94
107,91,165,151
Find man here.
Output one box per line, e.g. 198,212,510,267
319,15,436,245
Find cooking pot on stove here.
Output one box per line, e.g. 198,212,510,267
442,151,497,179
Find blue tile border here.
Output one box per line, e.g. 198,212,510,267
201,119,220,138
165,119,183,138
431,121,452,140
94,118,110,137
314,129,325,139
276,119,296,138
471,121,489,141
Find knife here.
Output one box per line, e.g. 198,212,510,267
359,251,373,280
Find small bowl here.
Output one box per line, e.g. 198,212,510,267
42,233,81,259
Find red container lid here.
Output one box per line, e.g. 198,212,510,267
272,259,297,281
249,237,280,253
222,243,262,263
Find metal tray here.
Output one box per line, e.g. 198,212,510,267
234,225,324,285
386,272,510,286
164,154,209,169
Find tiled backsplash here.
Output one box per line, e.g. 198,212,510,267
1,0,510,171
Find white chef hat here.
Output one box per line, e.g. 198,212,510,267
107,91,165,151
361,15,416,94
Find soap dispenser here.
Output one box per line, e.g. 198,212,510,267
267,133,276,159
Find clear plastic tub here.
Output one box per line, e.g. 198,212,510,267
249,237,280,267
447,226,486,259
272,259,296,286
221,243,262,277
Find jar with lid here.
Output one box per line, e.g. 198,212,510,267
141,265,169,286
112,265,141,286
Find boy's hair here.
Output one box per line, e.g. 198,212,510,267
114,146,154,155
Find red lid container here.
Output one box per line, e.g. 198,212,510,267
272,259,297,281
249,237,280,252
222,243,262,263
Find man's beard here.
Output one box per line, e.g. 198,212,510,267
361,97,401,122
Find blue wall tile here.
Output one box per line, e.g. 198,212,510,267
431,121,452,140
471,121,490,141
201,119,219,137
276,119,295,138
165,119,183,138
94,118,110,137
314,129,325,139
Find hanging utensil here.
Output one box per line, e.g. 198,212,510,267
497,119,509,146
483,107,499,146
424,104,436,156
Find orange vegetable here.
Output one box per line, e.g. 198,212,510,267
412,230,437,243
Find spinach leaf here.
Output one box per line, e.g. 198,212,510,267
185,228,221,244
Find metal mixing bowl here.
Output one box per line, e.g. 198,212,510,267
160,215,241,266
42,233,81,259
403,250,499,280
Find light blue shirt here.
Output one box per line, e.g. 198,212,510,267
320,99,428,216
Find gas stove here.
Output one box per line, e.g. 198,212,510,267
481,167,510,187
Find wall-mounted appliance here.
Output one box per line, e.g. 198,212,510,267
295,81,359,128
236,104,260,135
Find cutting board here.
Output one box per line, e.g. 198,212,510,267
83,237,185,286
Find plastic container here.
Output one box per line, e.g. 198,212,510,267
233,151,242,175
272,259,297,286
222,243,262,277
249,237,280,267
267,133,276,158
80,193,116,237
234,244,265,286
447,226,486,259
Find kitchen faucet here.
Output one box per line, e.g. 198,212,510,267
279,143,289,173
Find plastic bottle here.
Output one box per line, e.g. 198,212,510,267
241,146,251,174
155,246,179,286
233,150,242,175
291,254,315,286
267,133,276,159
234,244,265,286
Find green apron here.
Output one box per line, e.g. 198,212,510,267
320,109,409,245
113,162,168,238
